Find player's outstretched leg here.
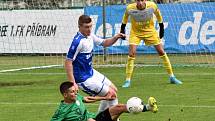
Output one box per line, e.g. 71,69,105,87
140,97,158,113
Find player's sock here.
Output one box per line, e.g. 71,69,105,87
122,56,135,87
126,56,135,80
142,104,149,112
98,100,109,113
108,98,118,107
159,53,174,77
98,99,118,113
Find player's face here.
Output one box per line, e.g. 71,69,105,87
136,0,146,10
79,22,92,36
64,86,78,102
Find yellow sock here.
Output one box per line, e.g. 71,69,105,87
160,53,174,77
126,56,135,80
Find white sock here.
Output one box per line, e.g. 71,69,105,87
98,100,109,113
97,99,118,113
108,98,118,107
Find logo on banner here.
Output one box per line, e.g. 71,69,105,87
179,12,215,45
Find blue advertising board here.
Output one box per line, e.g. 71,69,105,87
84,3,215,54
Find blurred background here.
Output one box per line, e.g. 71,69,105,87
0,0,214,9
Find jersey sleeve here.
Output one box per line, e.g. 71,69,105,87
122,6,129,24
153,2,163,23
66,38,82,61
91,34,104,46
50,109,65,121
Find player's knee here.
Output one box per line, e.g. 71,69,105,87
112,86,118,92
158,51,165,56
129,46,137,57
156,48,165,56
129,53,136,58
109,83,118,93
108,88,117,98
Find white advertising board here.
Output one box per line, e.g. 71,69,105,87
0,9,83,53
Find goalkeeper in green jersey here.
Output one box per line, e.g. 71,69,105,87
50,81,158,121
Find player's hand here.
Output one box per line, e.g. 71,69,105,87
116,33,126,40
120,33,126,40
105,95,116,100
159,23,164,39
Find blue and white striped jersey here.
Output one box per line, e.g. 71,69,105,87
66,32,104,83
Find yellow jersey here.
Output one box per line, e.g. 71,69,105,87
122,1,163,37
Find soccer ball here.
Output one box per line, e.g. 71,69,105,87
126,97,144,114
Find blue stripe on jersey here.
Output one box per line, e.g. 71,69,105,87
73,52,93,82
66,33,84,60
80,83,99,96
67,32,94,83
96,76,106,95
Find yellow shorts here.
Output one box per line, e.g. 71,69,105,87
129,33,161,46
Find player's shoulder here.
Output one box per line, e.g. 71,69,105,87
57,101,70,113
73,32,86,41
127,3,136,10
89,33,97,38
71,32,86,45
146,1,157,8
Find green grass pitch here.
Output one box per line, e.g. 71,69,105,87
0,66,215,121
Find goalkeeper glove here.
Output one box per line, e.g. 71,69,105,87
159,23,164,39
120,23,126,40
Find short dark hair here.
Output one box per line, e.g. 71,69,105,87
78,15,92,26
60,81,74,95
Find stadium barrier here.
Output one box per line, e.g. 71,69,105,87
85,3,215,54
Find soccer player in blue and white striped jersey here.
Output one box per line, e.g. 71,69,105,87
65,15,125,113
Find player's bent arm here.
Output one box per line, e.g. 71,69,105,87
153,3,163,23
83,96,115,103
65,59,78,88
102,33,125,47
122,6,129,24
153,3,164,38
120,6,129,34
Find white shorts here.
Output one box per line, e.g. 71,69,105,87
77,69,112,96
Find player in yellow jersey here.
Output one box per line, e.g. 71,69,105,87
120,0,182,88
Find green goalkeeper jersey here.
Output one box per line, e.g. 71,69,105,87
50,94,96,121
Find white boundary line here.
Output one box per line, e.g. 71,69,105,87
0,102,215,108
159,105,215,108
0,72,214,76
0,64,214,73
0,65,62,73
